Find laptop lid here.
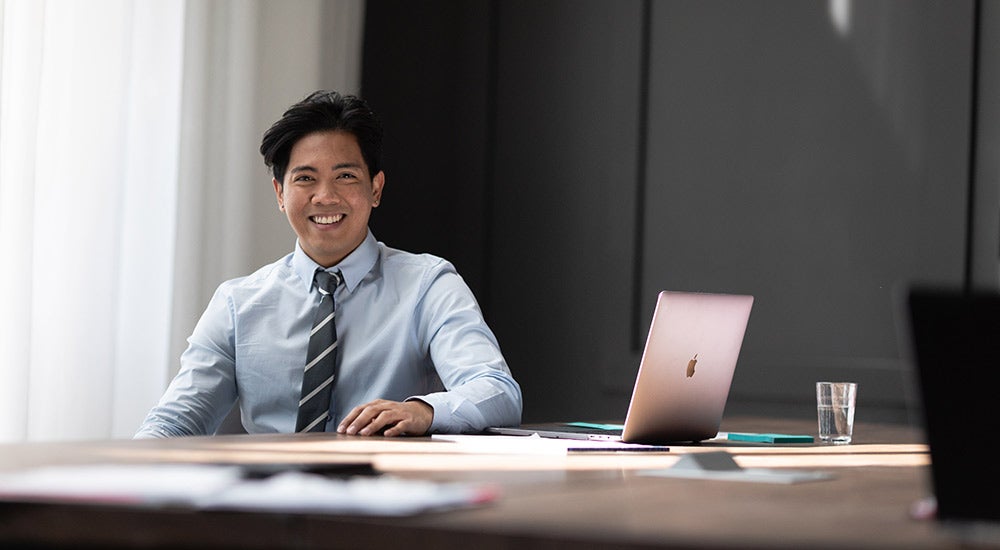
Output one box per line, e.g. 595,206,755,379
621,290,753,444
907,288,1000,525
489,291,753,444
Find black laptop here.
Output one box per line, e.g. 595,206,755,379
907,287,1000,536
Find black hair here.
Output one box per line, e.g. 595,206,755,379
260,90,383,183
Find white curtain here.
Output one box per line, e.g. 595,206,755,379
0,0,365,442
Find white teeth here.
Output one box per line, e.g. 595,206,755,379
312,214,343,225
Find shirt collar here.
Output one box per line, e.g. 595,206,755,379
291,230,379,294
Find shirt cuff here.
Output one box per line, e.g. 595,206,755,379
406,393,486,434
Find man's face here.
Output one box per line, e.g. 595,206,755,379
273,130,384,267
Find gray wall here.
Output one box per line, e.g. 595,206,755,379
363,0,999,425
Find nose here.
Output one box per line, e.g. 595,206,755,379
312,181,341,205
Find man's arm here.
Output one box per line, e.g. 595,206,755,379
134,286,239,438
331,259,521,438
390,264,523,435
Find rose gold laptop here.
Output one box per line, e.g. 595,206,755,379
489,291,754,444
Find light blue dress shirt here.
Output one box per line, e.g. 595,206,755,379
135,231,522,437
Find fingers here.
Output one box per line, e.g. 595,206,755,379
337,400,388,436
336,399,433,437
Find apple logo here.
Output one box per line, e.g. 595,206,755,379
686,354,698,377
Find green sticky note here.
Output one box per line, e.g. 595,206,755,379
726,432,814,444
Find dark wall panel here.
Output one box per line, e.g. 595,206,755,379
362,0,982,425
361,1,494,297
489,0,645,422
641,1,972,421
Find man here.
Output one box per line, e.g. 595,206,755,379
136,91,522,438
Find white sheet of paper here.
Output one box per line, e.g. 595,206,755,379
203,472,496,515
638,451,833,484
0,464,495,515
641,466,833,484
431,434,667,454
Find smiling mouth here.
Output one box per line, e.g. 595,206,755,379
311,214,344,225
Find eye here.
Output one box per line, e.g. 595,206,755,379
337,172,360,183
293,174,315,183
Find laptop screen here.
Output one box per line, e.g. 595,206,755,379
908,288,1000,523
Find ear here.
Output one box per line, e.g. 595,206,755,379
272,178,285,211
371,171,385,207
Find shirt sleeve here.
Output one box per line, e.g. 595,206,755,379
409,262,523,433
133,284,239,438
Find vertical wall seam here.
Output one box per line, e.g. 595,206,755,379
631,0,652,351
964,0,982,291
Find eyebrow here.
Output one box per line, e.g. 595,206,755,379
289,164,318,175
289,162,362,174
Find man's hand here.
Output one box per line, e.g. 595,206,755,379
337,399,433,437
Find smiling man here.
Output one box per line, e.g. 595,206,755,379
136,91,522,438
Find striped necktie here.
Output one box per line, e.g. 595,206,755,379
296,269,342,433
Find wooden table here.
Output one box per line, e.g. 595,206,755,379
0,417,965,549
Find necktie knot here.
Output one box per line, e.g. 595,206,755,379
314,270,341,297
